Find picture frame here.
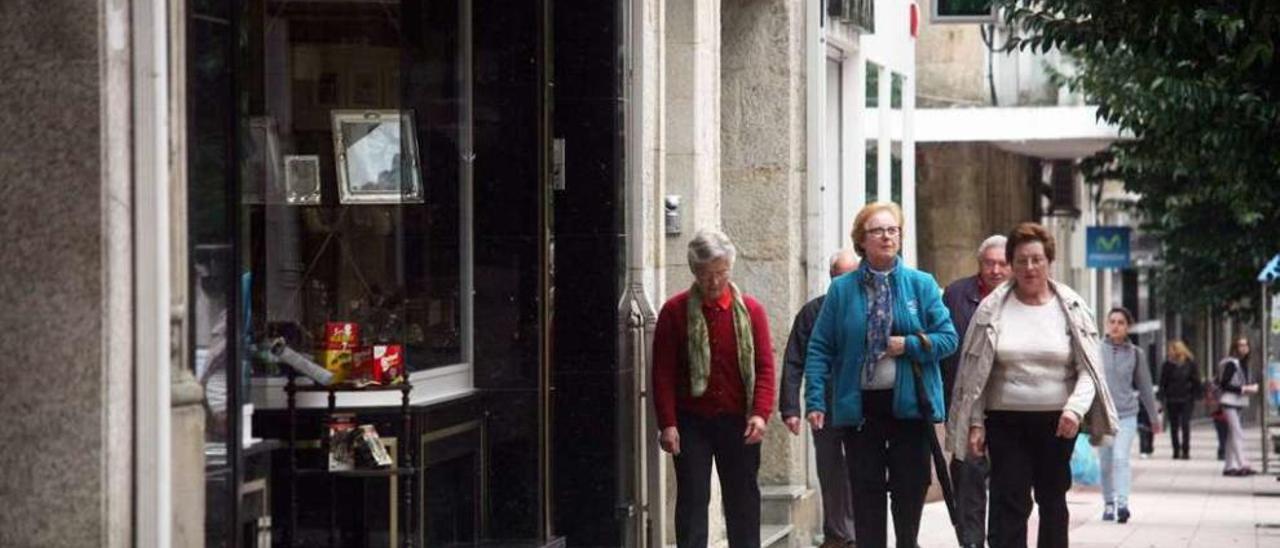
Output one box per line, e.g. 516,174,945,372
284,155,322,205
242,117,283,204
331,110,424,204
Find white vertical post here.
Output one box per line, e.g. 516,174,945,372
850,49,867,218
805,0,825,298
902,74,916,267
133,0,172,544
876,63,891,202
1261,283,1271,473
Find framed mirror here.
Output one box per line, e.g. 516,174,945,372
331,110,424,204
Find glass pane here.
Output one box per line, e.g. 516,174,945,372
188,3,235,545
865,140,878,204
236,0,465,384
865,62,879,108
891,72,903,109
891,146,902,204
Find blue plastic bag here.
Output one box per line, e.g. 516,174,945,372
1070,435,1100,486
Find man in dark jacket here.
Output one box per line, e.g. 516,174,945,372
941,235,1009,548
780,249,858,548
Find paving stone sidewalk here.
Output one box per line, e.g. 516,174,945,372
908,420,1280,547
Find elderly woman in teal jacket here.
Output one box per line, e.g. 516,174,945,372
804,202,958,548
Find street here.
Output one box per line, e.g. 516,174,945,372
912,421,1280,547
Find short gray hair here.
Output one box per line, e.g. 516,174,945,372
977,235,1007,258
688,229,736,272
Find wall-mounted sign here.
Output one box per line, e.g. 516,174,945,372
932,0,997,24
1086,226,1132,269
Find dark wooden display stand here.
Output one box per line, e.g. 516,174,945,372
283,373,416,547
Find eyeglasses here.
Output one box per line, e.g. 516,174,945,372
865,226,901,239
1012,256,1048,269
980,259,1008,270
695,268,730,283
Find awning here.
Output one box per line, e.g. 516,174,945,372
870,106,1127,160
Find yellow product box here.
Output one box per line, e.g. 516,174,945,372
318,349,355,384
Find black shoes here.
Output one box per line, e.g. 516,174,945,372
1117,507,1131,524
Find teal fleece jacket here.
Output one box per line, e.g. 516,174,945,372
803,258,958,425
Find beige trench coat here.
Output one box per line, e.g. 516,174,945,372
944,279,1120,461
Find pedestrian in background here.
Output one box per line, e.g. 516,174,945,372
1218,337,1259,477
1097,307,1161,524
941,234,1010,548
652,229,776,548
1159,340,1201,460
780,249,860,548
947,222,1119,548
804,202,958,548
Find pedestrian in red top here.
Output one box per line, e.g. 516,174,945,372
653,229,775,548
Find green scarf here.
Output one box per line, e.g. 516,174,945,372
687,282,755,412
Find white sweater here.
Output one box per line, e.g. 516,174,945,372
986,295,1095,419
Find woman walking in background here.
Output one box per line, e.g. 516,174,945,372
946,223,1118,548
1219,337,1260,476
1097,307,1160,524
1159,340,1201,460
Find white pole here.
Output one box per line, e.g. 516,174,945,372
805,0,825,298
133,0,172,544
1261,283,1271,473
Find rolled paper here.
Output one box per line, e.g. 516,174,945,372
269,338,336,385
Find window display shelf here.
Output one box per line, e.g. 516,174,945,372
283,371,416,547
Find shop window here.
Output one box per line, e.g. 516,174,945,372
891,72,903,110
891,145,902,204
235,0,471,398
865,140,878,204
865,62,880,108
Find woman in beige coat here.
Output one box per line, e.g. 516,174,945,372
945,223,1119,548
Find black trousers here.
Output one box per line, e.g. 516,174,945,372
1214,415,1229,459
1137,407,1154,455
949,455,989,545
843,390,931,548
1165,401,1193,456
673,412,762,548
985,411,1076,548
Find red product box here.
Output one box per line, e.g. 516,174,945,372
367,345,403,383
323,322,360,350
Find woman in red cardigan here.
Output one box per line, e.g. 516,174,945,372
652,229,775,548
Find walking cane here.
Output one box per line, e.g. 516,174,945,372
910,332,964,545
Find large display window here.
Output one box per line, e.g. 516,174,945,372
235,0,474,409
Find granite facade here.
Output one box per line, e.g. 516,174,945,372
0,1,132,546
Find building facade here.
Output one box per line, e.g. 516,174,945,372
0,1,928,547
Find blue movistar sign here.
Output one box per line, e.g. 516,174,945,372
1086,226,1131,269
1258,254,1280,283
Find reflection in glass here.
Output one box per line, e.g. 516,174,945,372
865,140,878,204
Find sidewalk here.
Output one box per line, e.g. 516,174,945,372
909,421,1280,547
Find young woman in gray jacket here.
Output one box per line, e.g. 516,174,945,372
1097,307,1160,524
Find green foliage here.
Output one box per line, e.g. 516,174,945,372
992,0,1280,319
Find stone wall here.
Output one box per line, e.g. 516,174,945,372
914,0,989,107
720,0,807,489
916,142,1035,288
0,1,134,546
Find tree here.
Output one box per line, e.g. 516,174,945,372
991,0,1280,319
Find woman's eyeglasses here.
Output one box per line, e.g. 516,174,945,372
865,226,901,239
